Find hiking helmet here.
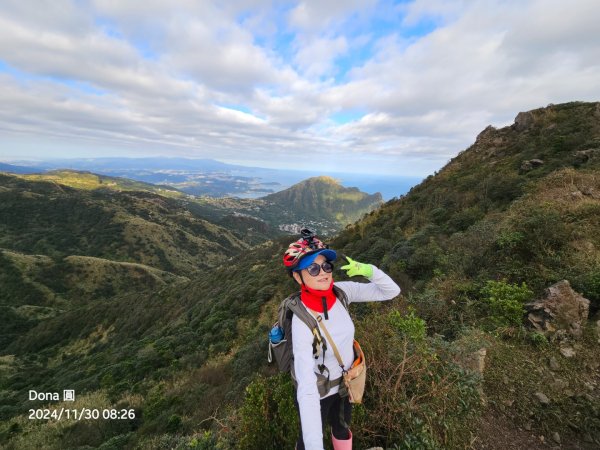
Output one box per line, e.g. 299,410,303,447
283,229,336,273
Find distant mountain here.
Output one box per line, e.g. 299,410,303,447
0,171,382,354
7,157,418,200
185,176,383,236
17,157,248,172
17,157,289,198
0,162,43,174
0,248,188,347
20,169,186,198
263,175,383,226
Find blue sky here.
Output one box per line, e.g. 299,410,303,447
1,0,599,176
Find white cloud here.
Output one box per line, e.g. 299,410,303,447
293,36,348,78
288,0,376,32
0,0,599,176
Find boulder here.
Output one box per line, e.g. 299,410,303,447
559,346,575,358
454,347,487,375
520,159,544,172
534,392,550,404
525,280,590,338
573,148,600,165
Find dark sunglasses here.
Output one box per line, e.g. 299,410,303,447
305,261,334,277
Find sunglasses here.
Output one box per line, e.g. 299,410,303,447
305,261,334,277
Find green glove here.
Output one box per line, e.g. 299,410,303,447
340,256,373,278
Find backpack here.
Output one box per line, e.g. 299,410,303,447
268,285,349,396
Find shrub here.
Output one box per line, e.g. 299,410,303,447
446,207,485,232
388,308,426,341
479,280,533,329
484,173,524,204
236,373,298,450
528,331,549,348
407,238,446,280
187,431,221,450
495,231,524,250
167,414,182,432
352,312,482,449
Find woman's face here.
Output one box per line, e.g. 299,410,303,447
293,254,332,290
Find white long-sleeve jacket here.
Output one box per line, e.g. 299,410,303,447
291,265,401,450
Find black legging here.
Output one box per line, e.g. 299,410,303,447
293,391,352,449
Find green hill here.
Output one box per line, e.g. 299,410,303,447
20,169,187,198
1,102,599,449
0,249,188,349
13,170,382,241
183,176,383,238
0,172,249,350
262,175,383,231
0,172,247,275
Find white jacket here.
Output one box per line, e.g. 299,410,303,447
292,266,401,450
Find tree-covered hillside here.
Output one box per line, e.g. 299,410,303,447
0,173,248,276
262,176,383,230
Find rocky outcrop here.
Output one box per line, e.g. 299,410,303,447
513,111,535,131
475,125,497,143
520,159,544,172
573,148,600,165
526,280,590,338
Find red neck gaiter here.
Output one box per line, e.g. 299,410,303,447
300,280,337,313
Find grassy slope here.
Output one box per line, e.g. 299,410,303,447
0,173,249,357
0,173,248,276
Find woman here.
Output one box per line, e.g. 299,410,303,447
283,231,401,450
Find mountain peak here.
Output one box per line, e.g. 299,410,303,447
301,175,341,185
444,101,600,176
263,175,382,229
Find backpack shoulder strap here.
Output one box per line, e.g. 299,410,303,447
282,291,319,331
333,285,349,311
279,291,326,362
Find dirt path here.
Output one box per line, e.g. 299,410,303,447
472,410,576,450
472,410,599,450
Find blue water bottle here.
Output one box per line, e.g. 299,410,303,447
269,325,284,344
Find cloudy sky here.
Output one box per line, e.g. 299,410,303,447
0,0,599,176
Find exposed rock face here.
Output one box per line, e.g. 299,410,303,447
526,280,590,338
513,111,535,131
475,125,497,143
